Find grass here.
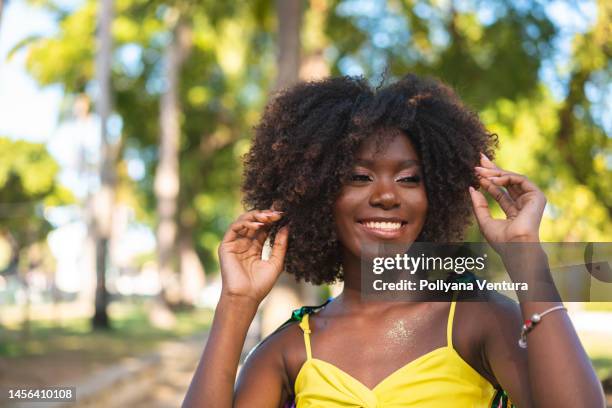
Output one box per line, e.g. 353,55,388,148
580,332,612,383
583,302,612,312
0,301,214,360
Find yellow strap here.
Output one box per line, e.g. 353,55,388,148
299,313,312,360
447,293,458,348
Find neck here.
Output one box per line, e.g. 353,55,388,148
337,248,439,308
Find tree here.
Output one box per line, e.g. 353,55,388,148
322,0,611,241
554,0,611,218
16,0,608,328
273,0,302,91
91,0,116,329
150,11,192,326
14,0,275,320
0,1,6,41
0,137,71,339
0,138,66,277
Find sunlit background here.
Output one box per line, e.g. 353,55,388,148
0,0,610,406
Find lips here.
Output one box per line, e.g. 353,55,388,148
357,218,407,240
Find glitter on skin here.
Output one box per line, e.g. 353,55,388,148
385,319,416,346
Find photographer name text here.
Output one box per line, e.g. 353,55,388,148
372,279,528,292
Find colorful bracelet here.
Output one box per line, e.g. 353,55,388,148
518,305,567,349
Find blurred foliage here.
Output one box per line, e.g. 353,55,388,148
0,137,73,275
323,0,611,241
12,0,612,282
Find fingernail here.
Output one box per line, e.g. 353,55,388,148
481,152,492,161
469,186,475,193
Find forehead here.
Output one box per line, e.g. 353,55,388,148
354,129,419,162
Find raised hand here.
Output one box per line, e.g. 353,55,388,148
468,153,546,247
218,209,289,304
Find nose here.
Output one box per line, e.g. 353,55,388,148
369,178,400,210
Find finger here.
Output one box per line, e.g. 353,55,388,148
475,167,522,202
253,211,282,223
229,220,265,240
480,177,519,218
490,175,547,219
507,184,523,205
250,213,282,244
468,186,495,231
225,210,282,242
475,166,505,178
488,173,540,195
480,152,499,170
236,209,264,222
478,154,526,201
269,226,290,270
231,220,264,233
253,224,271,247
245,221,267,239
238,209,281,222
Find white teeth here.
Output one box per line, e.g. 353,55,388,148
363,221,402,230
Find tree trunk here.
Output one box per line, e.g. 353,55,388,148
299,0,330,81
273,0,302,91
91,0,115,330
178,226,205,306
151,17,191,327
0,1,6,42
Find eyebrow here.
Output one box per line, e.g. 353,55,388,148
354,158,421,167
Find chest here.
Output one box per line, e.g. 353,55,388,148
286,303,467,390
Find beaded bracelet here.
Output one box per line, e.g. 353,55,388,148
518,305,567,349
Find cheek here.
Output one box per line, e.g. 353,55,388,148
411,188,429,223
419,191,429,215
332,201,350,233
332,195,358,243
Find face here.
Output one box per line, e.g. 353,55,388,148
333,131,428,259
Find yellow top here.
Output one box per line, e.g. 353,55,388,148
294,300,498,408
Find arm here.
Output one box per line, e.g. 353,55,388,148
483,249,604,407
234,324,294,407
482,277,604,407
470,154,605,407
183,295,258,407
184,295,290,407
183,209,290,407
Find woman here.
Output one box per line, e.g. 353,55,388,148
183,75,604,407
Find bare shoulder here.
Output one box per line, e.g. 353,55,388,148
467,292,533,407
234,319,305,406
453,290,525,386
459,290,524,350
239,318,304,376
470,290,522,324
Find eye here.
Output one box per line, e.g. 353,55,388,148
397,175,421,183
350,174,372,182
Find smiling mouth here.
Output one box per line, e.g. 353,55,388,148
360,221,405,230
357,220,408,239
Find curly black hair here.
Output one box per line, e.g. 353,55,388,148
242,74,497,285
